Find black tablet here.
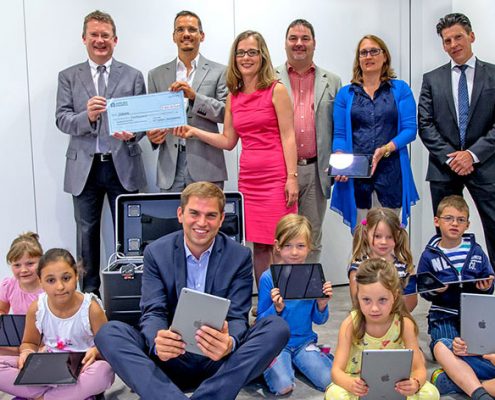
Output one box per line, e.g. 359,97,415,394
14,352,85,386
329,153,372,178
403,272,446,295
270,263,327,299
0,315,26,347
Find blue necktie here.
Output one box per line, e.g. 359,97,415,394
457,65,469,149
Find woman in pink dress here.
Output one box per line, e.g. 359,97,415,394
176,30,298,285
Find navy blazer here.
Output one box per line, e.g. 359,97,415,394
139,230,253,352
418,58,495,183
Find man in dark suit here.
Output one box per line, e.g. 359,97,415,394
56,10,146,296
147,11,228,192
95,182,289,399
418,13,495,265
276,19,341,262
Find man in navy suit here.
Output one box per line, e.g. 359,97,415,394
96,182,289,399
56,10,146,296
418,13,495,266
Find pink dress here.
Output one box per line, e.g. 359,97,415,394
231,82,297,244
0,277,43,314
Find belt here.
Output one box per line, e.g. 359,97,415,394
178,144,186,152
297,156,317,166
94,153,112,162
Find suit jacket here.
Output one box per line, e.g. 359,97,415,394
418,58,495,183
148,55,228,189
139,231,253,352
56,59,147,196
276,64,341,197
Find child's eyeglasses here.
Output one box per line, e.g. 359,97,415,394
439,215,468,224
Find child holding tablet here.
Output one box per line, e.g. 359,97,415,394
326,258,439,399
257,214,333,395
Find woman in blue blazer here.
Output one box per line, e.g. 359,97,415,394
331,34,419,231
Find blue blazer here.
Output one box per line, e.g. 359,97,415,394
139,230,253,352
331,79,419,231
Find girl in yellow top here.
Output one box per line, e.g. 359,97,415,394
326,258,439,400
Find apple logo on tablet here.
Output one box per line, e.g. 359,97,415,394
381,374,390,382
479,320,487,329
194,320,203,329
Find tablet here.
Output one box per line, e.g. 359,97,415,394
360,349,413,400
14,352,85,386
403,272,447,296
461,293,495,355
170,288,231,355
270,263,327,299
0,315,25,347
328,153,372,178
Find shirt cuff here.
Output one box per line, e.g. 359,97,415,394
230,336,237,352
467,150,479,163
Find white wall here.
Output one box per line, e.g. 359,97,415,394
1,0,493,286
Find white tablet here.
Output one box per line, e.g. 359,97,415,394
360,349,413,400
461,293,495,355
170,288,231,355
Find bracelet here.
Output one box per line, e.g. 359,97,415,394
382,143,393,158
287,172,298,178
411,377,421,393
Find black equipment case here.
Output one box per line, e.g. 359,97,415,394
102,192,245,327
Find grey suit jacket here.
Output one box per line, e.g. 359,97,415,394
56,59,147,196
276,64,341,197
418,58,495,183
148,55,228,189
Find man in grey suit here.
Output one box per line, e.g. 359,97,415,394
276,19,341,262
419,13,495,266
147,10,228,192
56,10,146,296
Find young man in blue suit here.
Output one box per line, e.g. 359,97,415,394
96,182,289,399
55,10,146,296
418,13,495,269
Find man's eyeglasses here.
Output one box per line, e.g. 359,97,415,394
88,32,114,41
174,26,200,35
235,49,261,58
438,215,469,225
359,48,383,58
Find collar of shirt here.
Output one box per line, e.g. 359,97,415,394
287,62,315,76
176,54,200,83
450,54,476,71
88,58,112,81
184,238,215,292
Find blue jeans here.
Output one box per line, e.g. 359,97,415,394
263,342,333,394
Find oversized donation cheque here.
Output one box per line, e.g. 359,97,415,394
107,91,187,133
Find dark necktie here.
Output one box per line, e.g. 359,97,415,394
97,65,110,153
457,64,469,149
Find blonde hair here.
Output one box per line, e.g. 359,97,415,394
351,34,396,84
352,208,413,274
6,232,43,264
352,258,418,343
275,214,313,249
436,195,469,219
226,30,276,95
